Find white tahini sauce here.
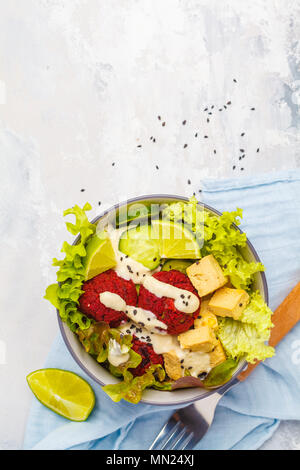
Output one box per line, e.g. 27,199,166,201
119,322,211,378
99,226,207,375
99,292,167,333
107,339,130,367
107,225,150,283
142,275,199,314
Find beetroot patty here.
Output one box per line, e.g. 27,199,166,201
79,270,137,327
129,337,163,377
138,270,200,335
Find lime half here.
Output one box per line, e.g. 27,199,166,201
119,219,200,269
83,232,116,280
27,369,95,421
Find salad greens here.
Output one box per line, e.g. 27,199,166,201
77,321,171,403
163,198,274,364
45,198,275,403
44,203,95,331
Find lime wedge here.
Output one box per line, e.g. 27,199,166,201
155,220,200,259
27,369,95,421
119,219,200,269
83,231,116,280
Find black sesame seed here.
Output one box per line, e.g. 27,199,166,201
147,318,150,321
162,122,166,127
133,309,137,315
204,107,208,111
188,295,191,299
156,165,159,170
181,365,184,369
207,118,210,123
180,294,185,299
204,135,208,139
184,144,188,148
153,138,156,143
257,148,260,153
187,179,191,185
241,168,244,171
81,189,85,192
224,105,227,109
227,101,232,105
214,149,216,154
98,201,101,206
233,78,237,83
211,105,215,109
241,132,245,137
182,120,187,125
150,136,153,140
188,366,192,370
239,303,243,307
219,108,223,111
233,165,236,170
208,112,212,115
112,162,115,166
158,115,161,120
153,257,157,262
137,145,142,148
180,359,184,364
195,133,198,138
240,149,245,153
251,107,255,111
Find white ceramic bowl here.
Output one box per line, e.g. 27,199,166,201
58,194,268,406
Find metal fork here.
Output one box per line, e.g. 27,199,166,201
149,379,238,450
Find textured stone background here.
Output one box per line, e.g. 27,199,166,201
0,0,299,449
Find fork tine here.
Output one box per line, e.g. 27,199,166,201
169,427,189,450
178,431,194,450
148,417,178,450
159,421,181,450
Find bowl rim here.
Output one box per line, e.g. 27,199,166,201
57,193,269,406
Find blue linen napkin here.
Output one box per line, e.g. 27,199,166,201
24,169,300,450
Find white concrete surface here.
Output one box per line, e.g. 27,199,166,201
0,0,299,449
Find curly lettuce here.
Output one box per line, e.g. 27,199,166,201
218,317,275,364
163,199,274,364
77,322,171,403
44,203,95,331
163,199,264,291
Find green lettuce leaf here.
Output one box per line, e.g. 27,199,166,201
102,364,171,404
163,200,264,291
240,291,274,339
203,359,238,388
218,317,275,364
44,203,95,331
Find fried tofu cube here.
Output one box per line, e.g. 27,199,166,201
208,287,250,320
194,306,219,330
178,326,217,353
163,350,183,380
186,255,228,297
209,340,227,368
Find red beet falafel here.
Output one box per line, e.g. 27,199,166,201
79,270,137,327
138,270,200,334
129,337,163,376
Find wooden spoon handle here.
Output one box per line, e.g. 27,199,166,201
238,281,300,381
